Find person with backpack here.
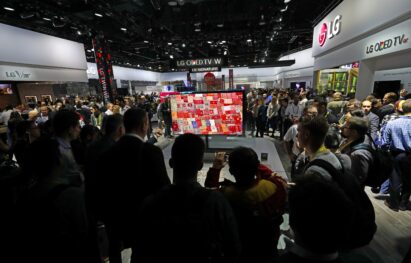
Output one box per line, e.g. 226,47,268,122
205,147,287,263
276,175,373,263
338,117,374,187
137,134,241,263
297,116,376,249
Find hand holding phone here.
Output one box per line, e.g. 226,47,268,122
212,152,227,169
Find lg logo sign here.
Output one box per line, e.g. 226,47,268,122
319,15,342,47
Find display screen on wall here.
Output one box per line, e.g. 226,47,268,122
373,80,401,98
290,82,306,91
0,84,13,95
170,91,244,136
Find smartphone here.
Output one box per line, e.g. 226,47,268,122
261,153,268,161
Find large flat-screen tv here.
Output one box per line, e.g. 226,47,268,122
373,80,401,99
170,90,244,135
0,84,13,95
290,82,306,92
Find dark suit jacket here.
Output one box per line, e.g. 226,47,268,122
365,112,380,141
378,104,395,120
97,134,170,243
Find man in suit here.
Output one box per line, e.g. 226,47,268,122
97,108,170,263
362,100,380,141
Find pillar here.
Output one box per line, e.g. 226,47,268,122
356,60,376,100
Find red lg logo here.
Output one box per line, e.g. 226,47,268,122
319,23,327,47
318,15,342,47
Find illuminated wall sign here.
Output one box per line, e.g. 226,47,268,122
189,67,221,73
366,34,409,55
5,70,31,80
318,15,342,47
176,58,223,68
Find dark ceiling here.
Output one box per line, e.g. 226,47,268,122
0,0,341,72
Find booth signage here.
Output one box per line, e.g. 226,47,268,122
318,15,342,47
176,58,223,68
366,34,409,55
190,67,221,73
5,70,31,80
204,72,216,85
312,0,411,57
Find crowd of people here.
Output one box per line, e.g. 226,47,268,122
0,86,410,263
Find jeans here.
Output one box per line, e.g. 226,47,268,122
389,152,411,207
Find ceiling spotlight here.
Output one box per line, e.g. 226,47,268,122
247,39,252,43
77,30,82,35
20,12,35,19
281,5,288,12
284,0,291,3
170,55,174,59
144,40,149,43
207,41,212,44
221,40,226,44
262,59,265,63
182,43,186,48
224,50,227,55
43,17,51,21
94,13,103,17
194,28,201,32
168,1,178,6
137,64,140,67
121,27,127,31
217,23,224,28
4,7,15,11
168,42,172,45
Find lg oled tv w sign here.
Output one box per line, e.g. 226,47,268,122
176,58,223,68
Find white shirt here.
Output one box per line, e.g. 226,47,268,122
283,124,300,156
125,133,147,142
285,103,303,119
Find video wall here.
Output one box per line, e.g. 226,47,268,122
170,91,244,135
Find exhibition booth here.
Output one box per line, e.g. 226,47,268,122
312,0,411,99
0,22,88,108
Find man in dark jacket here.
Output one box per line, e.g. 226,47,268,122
97,108,170,263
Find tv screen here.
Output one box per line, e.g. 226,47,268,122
0,84,13,95
170,90,244,135
290,82,306,91
373,80,401,99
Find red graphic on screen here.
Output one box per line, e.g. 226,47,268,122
170,91,244,135
319,23,327,47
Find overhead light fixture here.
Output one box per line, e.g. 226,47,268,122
94,13,103,17
170,55,174,59
224,50,227,55
144,40,149,43
207,41,212,44
168,1,178,6
284,0,291,3
137,64,140,67
182,43,186,47
77,30,82,35
121,27,127,31
288,35,298,44
168,42,172,45
43,17,51,21
217,23,224,28
281,5,288,12
194,28,201,32
247,39,252,43
221,40,226,44
3,7,15,11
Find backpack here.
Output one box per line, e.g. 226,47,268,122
306,157,377,249
351,134,393,187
